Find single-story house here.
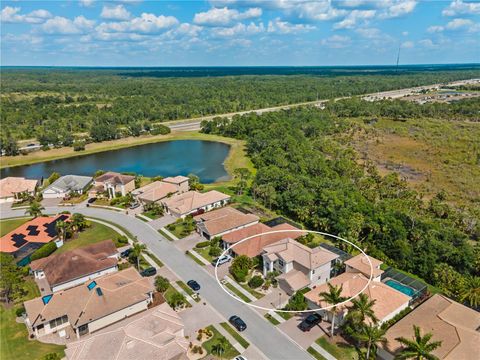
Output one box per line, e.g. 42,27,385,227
262,238,339,295
65,303,189,360
194,206,259,240
42,175,93,199
378,294,480,360
0,214,70,265
93,172,135,198
304,272,410,325
30,240,119,293
24,267,154,339
161,190,230,218
344,254,384,281
162,175,190,193
222,222,304,258
132,181,179,205
0,177,38,203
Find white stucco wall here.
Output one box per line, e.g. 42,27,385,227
51,266,118,292
309,262,332,286
42,189,66,198
87,299,149,333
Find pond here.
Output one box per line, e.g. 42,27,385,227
0,140,230,184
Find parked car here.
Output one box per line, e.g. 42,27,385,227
212,254,232,266
233,356,248,360
129,202,140,209
298,313,322,332
120,248,132,258
187,280,200,291
87,197,97,204
140,267,157,277
229,315,247,332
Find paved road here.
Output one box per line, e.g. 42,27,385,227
1,206,312,360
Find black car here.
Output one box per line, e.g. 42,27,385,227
120,248,132,258
87,197,97,204
229,315,247,332
140,267,157,277
298,313,322,332
187,280,201,291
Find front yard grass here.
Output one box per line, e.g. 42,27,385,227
223,282,251,303
186,250,207,266
166,217,195,239
264,313,280,325
316,337,358,360
142,210,162,220
276,311,293,321
176,281,201,302
144,251,164,267
239,281,264,299
196,246,215,263
219,322,250,349
202,325,239,359
0,218,31,236
307,346,328,360
164,285,192,308
158,228,175,241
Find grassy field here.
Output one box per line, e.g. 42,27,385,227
202,325,239,359
352,117,480,206
316,337,358,360
0,218,31,236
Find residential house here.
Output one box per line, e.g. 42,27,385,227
162,175,190,193
378,294,480,360
30,240,119,293
304,271,410,325
222,222,304,258
262,238,340,295
344,254,384,281
42,175,93,199
194,206,259,240
132,180,182,205
93,172,135,198
0,177,38,203
0,214,70,266
161,190,230,218
24,267,154,339
65,303,189,360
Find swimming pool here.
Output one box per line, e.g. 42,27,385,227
385,279,416,297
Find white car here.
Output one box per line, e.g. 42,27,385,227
212,254,232,266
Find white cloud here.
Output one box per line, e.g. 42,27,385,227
402,31,409,36
101,5,131,20
378,0,417,19
320,34,351,48
3,33,43,45
97,13,178,34
79,0,95,7
1,6,52,24
194,7,262,26
401,40,414,48
292,1,347,21
212,22,264,37
41,16,95,35
333,9,376,29
419,38,436,48
445,17,478,31
427,25,444,33
355,27,382,38
267,18,315,34
442,0,480,16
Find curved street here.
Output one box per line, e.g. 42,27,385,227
0,205,312,360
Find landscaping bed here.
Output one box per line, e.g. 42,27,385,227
219,322,250,349
202,325,239,359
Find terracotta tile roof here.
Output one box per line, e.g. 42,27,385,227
0,177,38,198
194,207,259,237
161,190,230,216
65,303,189,360
278,269,311,293
0,214,70,254
25,267,154,329
30,240,118,288
162,176,189,184
304,272,410,322
345,254,384,278
263,238,338,270
380,294,480,359
132,181,178,203
95,172,135,186
224,223,305,258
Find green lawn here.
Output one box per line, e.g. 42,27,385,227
54,222,122,254
196,246,215,263
307,346,328,360
158,228,175,241
202,325,239,359
264,313,280,325
164,285,192,308
176,281,201,302
240,281,264,299
224,282,251,303
166,218,195,239
219,322,250,349
142,210,162,220
276,311,293,321
316,337,358,360
186,251,206,266
145,252,164,267
0,218,31,236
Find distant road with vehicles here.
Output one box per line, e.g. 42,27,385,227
0,205,312,360
163,78,480,131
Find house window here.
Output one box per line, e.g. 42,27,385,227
49,315,68,329
312,269,315,274
278,259,284,267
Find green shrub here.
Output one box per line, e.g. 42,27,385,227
116,235,128,245
15,306,25,317
167,223,176,231
42,353,61,360
154,276,170,293
195,241,210,248
150,124,171,135
73,140,85,151
248,275,264,289
209,246,222,257
30,242,57,261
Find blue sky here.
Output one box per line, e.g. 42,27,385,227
1,0,479,66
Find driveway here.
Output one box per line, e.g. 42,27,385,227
179,302,223,338
148,214,177,229
252,287,290,314
175,232,203,252
1,206,311,360
278,315,329,350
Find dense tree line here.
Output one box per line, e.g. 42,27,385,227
201,106,479,305
1,68,478,143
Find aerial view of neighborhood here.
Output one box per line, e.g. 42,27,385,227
0,1,479,360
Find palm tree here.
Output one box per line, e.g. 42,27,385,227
352,323,387,359
395,325,442,360
211,336,229,357
55,220,70,242
131,243,146,270
459,275,480,308
70,213,87,234
346,293,378,326
319,282,348,337
25,201,44,218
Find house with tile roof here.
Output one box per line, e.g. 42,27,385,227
194,206,259,240
378,294,480,360
0,177,38,203
65,303,189,360
262,238,339,295
93,171,136,198
162,175,190,193
0,214,70,265
24,267,154,339
344,254,384,281
30,240,119,293
132,178,186,205
42,175,92,199
161,190,230,218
